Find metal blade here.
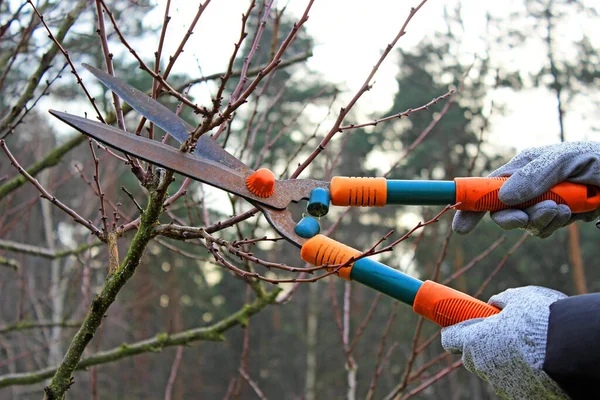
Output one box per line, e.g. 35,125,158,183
50,110,305,209
82,63,250,174
255,205,308,248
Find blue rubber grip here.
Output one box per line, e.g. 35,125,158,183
350,258,423,305
386,180,456,205
307,188,331,217
294,216,321,238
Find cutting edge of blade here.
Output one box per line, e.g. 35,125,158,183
81,63,250,174
255,203,306,248
48,110,305,210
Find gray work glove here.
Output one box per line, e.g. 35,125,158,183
453,141,600,237
441,286,569,400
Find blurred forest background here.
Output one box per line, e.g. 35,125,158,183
0,0,599,399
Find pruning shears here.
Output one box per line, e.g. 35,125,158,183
49,64,600,327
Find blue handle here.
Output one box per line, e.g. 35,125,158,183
386,180,456,205
350,258,423,305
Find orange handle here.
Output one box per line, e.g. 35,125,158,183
329,177,387,206
413,280,500,327
454,177,600,213
300,234,358,280
302,235,499,327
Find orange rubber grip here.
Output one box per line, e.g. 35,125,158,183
300,234,358,280
330,177,387,206
413,280,500,327
454,177,600,213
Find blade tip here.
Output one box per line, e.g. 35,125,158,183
48,109,62,118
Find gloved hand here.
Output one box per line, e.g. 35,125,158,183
441,286,569,400
453,141,600,237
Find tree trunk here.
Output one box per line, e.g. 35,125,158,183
544,2,588,295
305,281,319,400
39,165,63,367
568,224,587,294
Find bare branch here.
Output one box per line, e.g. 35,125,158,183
94,0,125,130
339,90,454,131
442,235,506,285
0,256,19,271
41,168,175,398
0,290,280,389
88,139,108,235
0,140,104,239
474,233,528,298
238,368,268,400
291,0,430,178
173,51,313,93
385,63,473,177
349,293,381,353
366,303,399,400
0,321,81,335
0,238,102,259
163,346,183,400
401,360,463,400
0,0,88,136
27,0,105,123
98,0,210,116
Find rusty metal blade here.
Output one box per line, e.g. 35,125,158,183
50,110,301,209
255,205,308,248
50,110,328,213
81,63,250,174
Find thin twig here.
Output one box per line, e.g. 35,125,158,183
0,321,81,335
164,346,183,400
228,0,275,106
88,139,108,235
27,0,105,123
121,187,143,213
366,303,399,400
0,140,104,239
253,86,331,169
348,293,381,353
401,360,463,400
94,0,125,130
73,162,124,220
173,52,312,93
292,0,430,179
442,235,506,285
0,0,88,136
233,287,253,398
473,233,528,298
193,0,316,144
384,62,473,177
97,0,208,116
339,90,454,131
0,238,102,259
150,0,172,144
238,368,268,400
408,352,450,384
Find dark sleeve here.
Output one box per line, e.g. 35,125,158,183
543,293,600,399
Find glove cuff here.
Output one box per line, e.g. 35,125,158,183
527,298,570,399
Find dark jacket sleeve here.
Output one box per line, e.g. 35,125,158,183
543,293,600,399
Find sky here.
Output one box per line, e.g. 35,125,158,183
44,1,599,153
139,0,599,155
